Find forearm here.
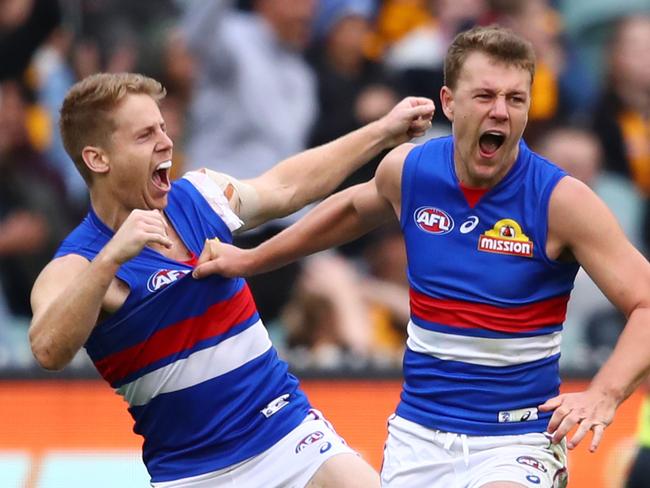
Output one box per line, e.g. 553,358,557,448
29,252,119,370
264,120,390,213
588,307,650,405
248,185,390,275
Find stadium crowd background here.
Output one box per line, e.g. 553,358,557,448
1,0,649,377
0,1,649,486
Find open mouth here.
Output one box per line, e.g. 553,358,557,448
478,131,506,157
152,160,172,191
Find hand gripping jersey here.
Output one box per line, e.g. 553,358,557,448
55,175,311,483
397,136,580,436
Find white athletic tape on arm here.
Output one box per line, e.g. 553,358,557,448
182,170,244,232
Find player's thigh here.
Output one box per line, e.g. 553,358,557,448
306,452,379,488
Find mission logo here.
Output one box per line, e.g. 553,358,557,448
478,219,533,257
414,206,454,235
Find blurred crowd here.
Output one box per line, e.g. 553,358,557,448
0,0,648,374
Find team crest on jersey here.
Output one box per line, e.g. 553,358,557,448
414,206,454,234
146,269,190,292
478,219,533,257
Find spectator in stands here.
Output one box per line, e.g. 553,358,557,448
535,126,644,373
308,0,399,190
591,15,650,247
0,80,71,318
487,0,597,136
282,253,374,369
382,0,488,129
181,0,318,181
280,224,410,370
0,0,61,81
181,0,319,323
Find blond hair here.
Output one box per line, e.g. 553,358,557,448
60,73,166,184
444,25,536,90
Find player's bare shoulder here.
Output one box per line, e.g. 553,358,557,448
31,254,91,315
31,254,128,317
376,142,417,211
547,176,615,248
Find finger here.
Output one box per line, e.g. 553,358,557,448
568,418,591,449
408,96,435,108
539,395,564,412
197,238,217,265
409,120,432,133
550,413,581,444
589,424,605,453
546,404,569,434
148,233,173,249
193,261,221,279
141,216,169,236
405,103,435,120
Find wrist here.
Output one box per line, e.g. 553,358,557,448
368,118,393,151
588,380,626,407
96,246,126,269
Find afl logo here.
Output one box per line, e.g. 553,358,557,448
146,269,190,292
414,207,454,235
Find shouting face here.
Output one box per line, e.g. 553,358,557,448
441,51,532,188
95,93,174,219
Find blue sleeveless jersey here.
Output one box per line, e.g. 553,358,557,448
55,178,311,482
397,136,579,436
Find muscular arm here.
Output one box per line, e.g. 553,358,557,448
233,99,432,231
193,144,412,278
29,253,120,370
541,176,650,450
29,210,172,370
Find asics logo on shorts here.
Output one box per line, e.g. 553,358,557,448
319,442,332,454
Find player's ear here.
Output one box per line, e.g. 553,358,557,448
440,86,454,122
82,146,110,175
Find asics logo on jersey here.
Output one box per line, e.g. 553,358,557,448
460,216,480,234
146,269,190,292
414,206,454,234
478,218,533,257
295,431,325,453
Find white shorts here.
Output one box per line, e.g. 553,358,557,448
381,415,568,488
151,409,354,488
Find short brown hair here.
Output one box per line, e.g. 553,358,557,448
60,73,166,184
444,25,536,90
